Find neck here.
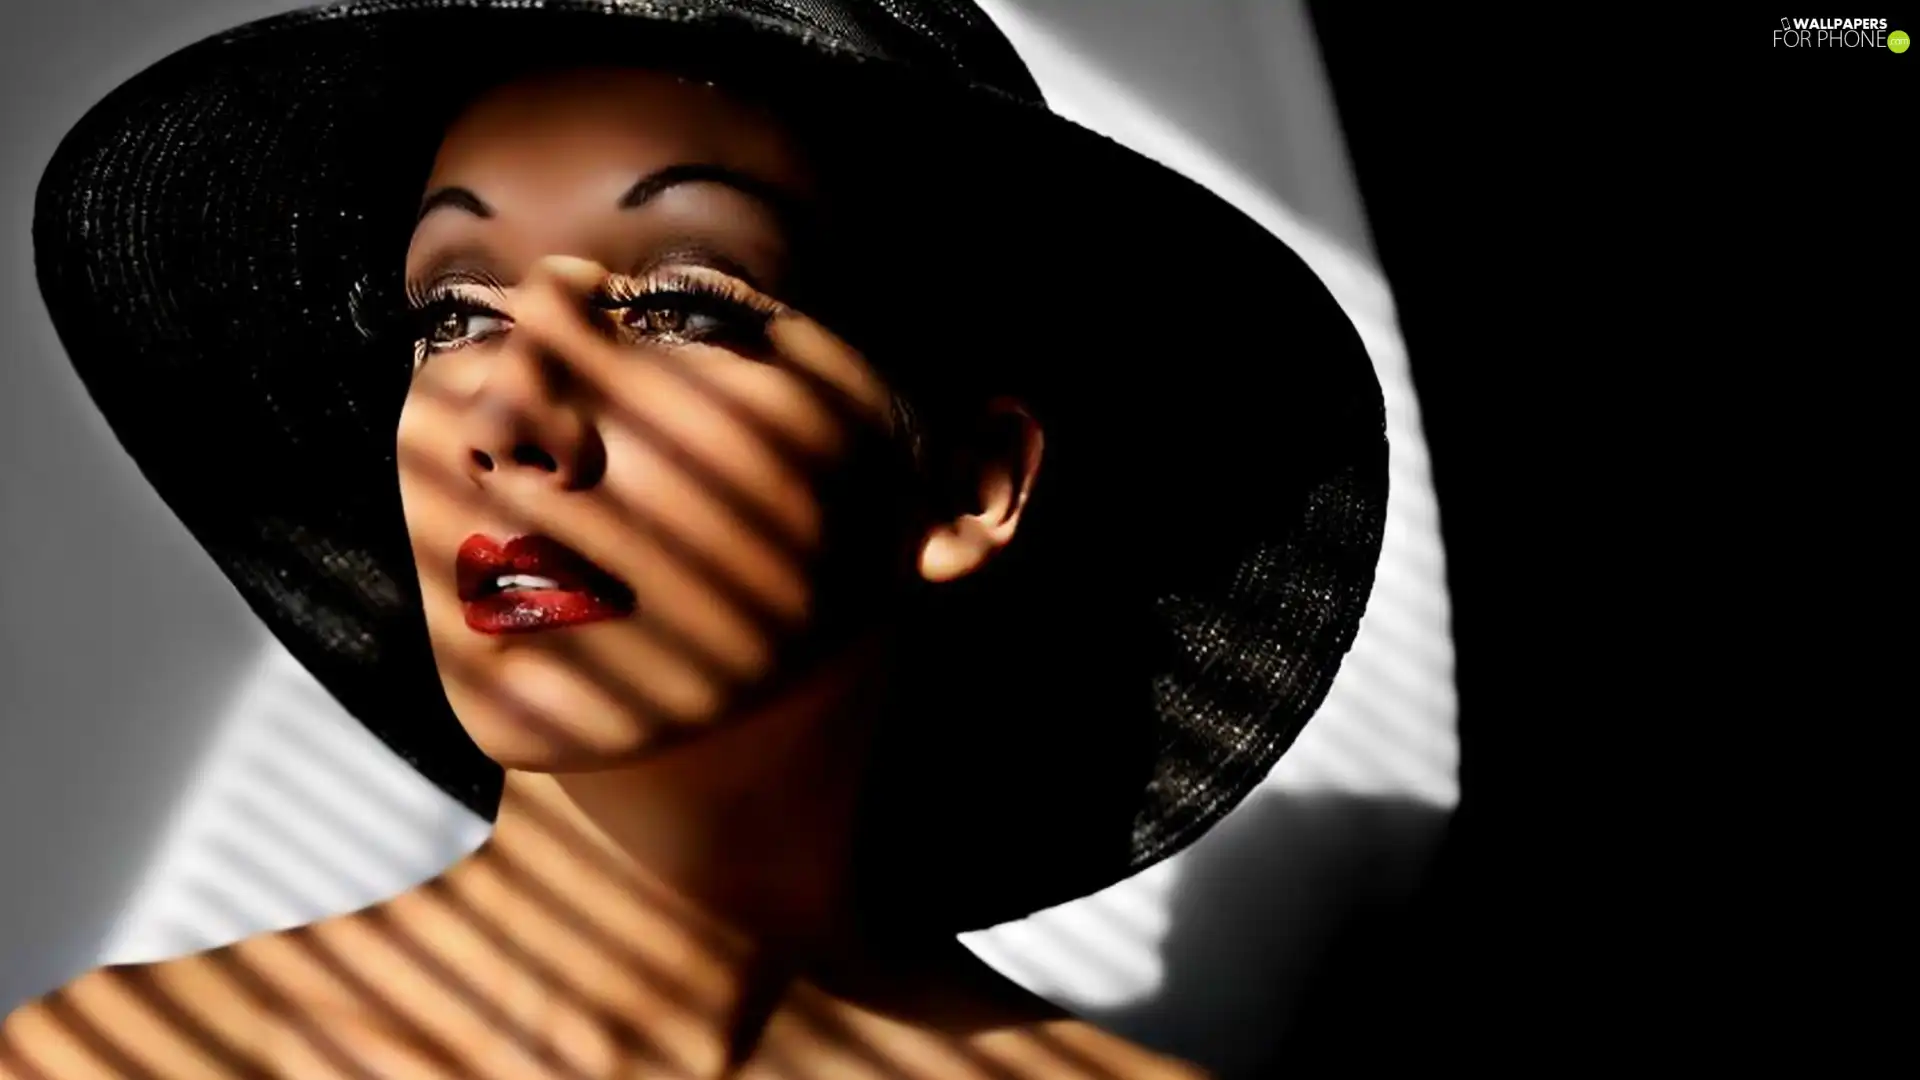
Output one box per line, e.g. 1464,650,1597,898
444,630,895,1074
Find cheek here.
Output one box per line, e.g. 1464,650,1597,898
592,359,901,617
394,384,479,603
595,359,845,554
594,402,825,638
395,402,436,560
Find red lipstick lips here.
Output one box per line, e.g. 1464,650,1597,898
456,534,635,635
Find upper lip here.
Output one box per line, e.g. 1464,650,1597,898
456,534,634,604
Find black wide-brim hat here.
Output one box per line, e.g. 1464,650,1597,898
33,0,1387,930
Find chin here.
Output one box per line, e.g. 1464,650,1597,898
442,679,717,772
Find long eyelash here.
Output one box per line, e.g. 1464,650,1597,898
397,269,512,360
594,270,781,342
361,266,779,371
404,266,507,311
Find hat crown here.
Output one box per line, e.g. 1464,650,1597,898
648,0,1044,104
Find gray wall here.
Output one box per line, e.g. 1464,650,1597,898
0,0,322,1009
0,3,1456,1074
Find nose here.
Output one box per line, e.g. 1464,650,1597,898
462,320,604,491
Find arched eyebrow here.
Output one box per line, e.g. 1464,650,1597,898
415,163,803,226
616,163,801,220
416,186,492,224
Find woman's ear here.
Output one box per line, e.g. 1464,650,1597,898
916,396,1045,584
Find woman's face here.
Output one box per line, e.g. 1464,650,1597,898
395,67,902,768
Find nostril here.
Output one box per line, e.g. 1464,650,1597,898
471,449,495,472
511,444,559,472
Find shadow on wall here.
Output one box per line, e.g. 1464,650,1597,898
1089,791,1449,1079
997,0,1374,261
0,0,361,1012
88,649,486,969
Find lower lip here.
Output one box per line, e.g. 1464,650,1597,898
463,590,633,635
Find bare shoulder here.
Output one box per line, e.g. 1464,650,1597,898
0,920,387,1080
788,940,1212,1079
965,1015,1213,1080
938,946,1212,1078
0,953,259,1078
778,994,1212,1080
938,965,1211,1078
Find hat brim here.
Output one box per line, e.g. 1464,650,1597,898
32,0,1386,929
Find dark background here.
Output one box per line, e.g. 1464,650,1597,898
1285,8,1558,1064
1301,6,1911,1067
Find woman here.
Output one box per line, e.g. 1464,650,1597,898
8,1,1387,1076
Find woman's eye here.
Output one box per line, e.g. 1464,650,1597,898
618,301,725,343
425,306,508,351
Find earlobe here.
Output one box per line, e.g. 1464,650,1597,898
914,397,1044,585
917,520,997,583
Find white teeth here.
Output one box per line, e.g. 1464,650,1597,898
495,574,561,592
